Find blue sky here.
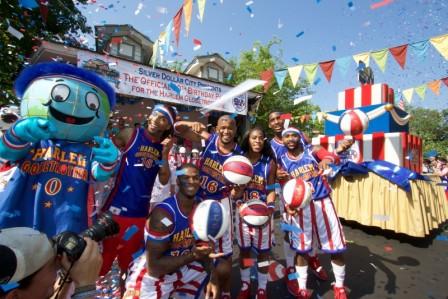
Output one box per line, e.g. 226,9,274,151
78,0,448,112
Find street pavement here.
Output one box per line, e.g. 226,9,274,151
229,216,448,299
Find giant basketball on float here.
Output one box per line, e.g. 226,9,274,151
339,109,369,136
282,178,313,210
222,155,253,185
239,199,270,227
191,200,229,242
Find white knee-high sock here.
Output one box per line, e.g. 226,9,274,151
240,267,251,289
295,265,308,290
331,262,345,287
283,241,295,269
257,271,268,290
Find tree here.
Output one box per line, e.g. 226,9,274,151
0,0,91,105
408,106,448,157
227,39,323,138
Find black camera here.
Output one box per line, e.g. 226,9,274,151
53,212,119,262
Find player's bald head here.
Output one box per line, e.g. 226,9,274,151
217,115,236,127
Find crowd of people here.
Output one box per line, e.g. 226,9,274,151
0,99,444,299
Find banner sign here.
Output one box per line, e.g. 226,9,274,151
77,51,248,115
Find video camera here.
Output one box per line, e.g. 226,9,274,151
53,212,119,262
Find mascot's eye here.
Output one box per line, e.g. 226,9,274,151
51,84,70,102
85,92,100,111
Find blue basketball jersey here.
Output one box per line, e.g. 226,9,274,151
243,156,270,202
154,196,196,257
199,133,242,200
279,145,331,200
270,138,287,164
0,139,93,236
104,128,162,217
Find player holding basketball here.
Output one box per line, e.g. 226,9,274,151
99,104,177,287
267,111,329,296
174,115,241,299
279,127,350,299
124,163,222,299
234,126,277,299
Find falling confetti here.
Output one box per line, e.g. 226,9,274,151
371,0,394,10
296,31,305,38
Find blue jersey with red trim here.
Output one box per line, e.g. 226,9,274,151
104,128,162,217
270,138,287,164
149,196,196,257
199,133,242,200
0,139,93,236
279,145,331,200
243,156,270,202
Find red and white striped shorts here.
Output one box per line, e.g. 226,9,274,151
287,197,346,253
235,212,273,252
124,255,208,299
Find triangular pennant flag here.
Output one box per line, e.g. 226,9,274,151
197,0,206,23
427,80,441,96
409,40,429,60
336,56,352,77
318,60,335,82
164,20,173,53
402,88,414,103
288,65,303,87
260,69,274,92
303,63,318,85
183,0,193,36
430,33,448,60
442,77,448,87
352,52,370,67
389,44,408,69
173,7,183,46
371,49,389,73
414,84,427,100
150,40,160,67
274,70,288,89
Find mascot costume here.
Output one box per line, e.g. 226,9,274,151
0,62,120,236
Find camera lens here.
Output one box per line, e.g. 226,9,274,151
81,212,119,242
54,212,119,262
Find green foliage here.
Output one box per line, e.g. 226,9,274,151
227,39,323,138
0,0,91,105
408,106,448,157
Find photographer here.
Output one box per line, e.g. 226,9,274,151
0,228,102,299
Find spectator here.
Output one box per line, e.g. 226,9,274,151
0,227,102,299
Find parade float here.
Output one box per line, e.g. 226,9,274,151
312,82,448,237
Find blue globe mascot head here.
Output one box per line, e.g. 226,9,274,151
14,62,116,142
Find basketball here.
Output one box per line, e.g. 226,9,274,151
190,200,229,242
282,178,313,210
339,109,369,136
222,155,253,185
239,199,270,227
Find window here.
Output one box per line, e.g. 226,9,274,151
119,43,134,57
208,66,219,80
134,45,142,62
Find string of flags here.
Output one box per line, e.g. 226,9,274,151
400,77,448,103
265,33,448,89
151,0,208,66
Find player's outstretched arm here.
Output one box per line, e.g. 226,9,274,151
174,121,210,142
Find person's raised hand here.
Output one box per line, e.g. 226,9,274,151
60,238,103,288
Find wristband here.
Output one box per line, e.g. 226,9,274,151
2,128,31,150
267,202,275,210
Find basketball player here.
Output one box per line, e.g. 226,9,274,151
174,115,242,299
235,126,276,299
100,104,177,282
124,163,222,299
280,127,349,299
267,111,329,297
